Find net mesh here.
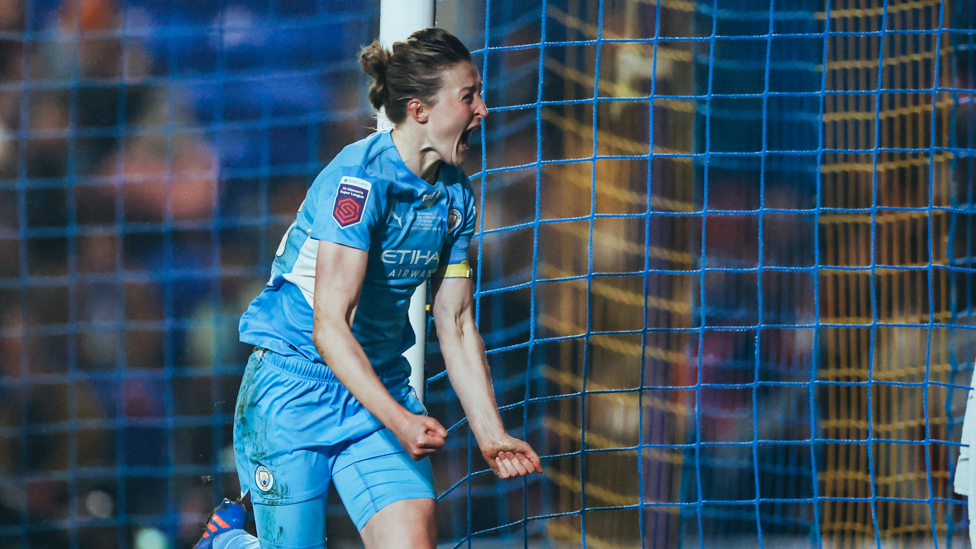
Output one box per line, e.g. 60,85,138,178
437,0,976,547
0,1,380,546
2,0,976,548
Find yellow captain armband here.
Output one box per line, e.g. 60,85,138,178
435,260,473,279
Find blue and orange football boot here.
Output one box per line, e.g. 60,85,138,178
194,498,246,549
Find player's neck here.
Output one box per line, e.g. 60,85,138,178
390,125,442,185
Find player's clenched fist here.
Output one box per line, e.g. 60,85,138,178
480,435,543,479
394,413,448,460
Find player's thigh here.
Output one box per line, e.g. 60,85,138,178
331,427,436,541
251,492,329,549
360,497,436,549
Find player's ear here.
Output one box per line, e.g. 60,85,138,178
406,98,428,124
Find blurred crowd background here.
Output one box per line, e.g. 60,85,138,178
0,0,381,546
1,0,976,548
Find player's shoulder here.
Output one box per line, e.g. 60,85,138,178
442,168,475,215
439,164,473,199
313,132,397,191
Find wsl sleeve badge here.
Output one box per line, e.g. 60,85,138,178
332,176,372,228
255,465,274,492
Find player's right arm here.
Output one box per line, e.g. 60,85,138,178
310,239,447,460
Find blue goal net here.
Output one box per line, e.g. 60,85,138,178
0,0,380,546
2,0,976,548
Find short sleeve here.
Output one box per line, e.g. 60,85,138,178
444,180,477,265
309,166,386,251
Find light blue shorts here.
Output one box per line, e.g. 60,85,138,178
233,348,435,537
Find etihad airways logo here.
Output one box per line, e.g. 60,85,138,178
382,250,440,265
382,249,440,278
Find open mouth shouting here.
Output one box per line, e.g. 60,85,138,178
449,124,478,165
459,125,477,153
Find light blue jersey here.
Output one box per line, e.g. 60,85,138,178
238,131,476,383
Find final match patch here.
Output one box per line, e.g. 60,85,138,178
332,176,372,228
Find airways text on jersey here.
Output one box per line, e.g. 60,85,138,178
382,249,440,278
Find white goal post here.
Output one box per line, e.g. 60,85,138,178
378,0,435,403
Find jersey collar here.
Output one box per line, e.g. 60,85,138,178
380,130,448,191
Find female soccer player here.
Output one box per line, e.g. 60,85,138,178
195,28,542,549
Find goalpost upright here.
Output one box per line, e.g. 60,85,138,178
378,0,435,402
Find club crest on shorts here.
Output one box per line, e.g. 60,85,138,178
332,176,372,228
255,465,274,492
447,208,463,233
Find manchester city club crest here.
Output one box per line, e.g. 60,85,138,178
255,465,274,492
447,208,462,233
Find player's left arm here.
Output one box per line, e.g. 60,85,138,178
431,274,542,479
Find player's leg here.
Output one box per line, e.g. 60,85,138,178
332,427,437,549
196,494,330,549
207,347,334,548
360,498,437,549
250,493,330,549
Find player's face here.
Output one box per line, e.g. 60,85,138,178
426,62,486,166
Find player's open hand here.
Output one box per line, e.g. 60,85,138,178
393,413,448,460
481,435,543,479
